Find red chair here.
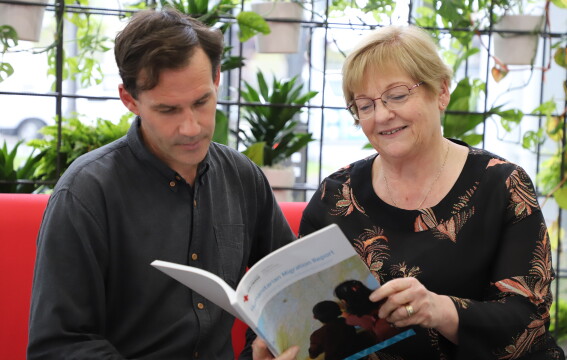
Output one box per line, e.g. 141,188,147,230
231,201,306,358
0,193,307,360
0,194,49,360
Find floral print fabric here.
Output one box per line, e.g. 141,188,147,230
299,140,565,360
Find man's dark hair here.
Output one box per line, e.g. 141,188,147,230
334,280,379,317
312,300,342,323
114,7,224,99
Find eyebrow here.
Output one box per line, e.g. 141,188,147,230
354,82,410,98
151,91,213,110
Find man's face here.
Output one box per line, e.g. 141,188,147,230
119,48,219,183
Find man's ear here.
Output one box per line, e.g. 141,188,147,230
214,66,221,88
118,84,140,115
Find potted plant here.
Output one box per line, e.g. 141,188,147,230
28,114,132,187
152,0,270,70
0,140,43,193
492,11,545,66
0,0,49,42
250,0,304,53
236,70,317,199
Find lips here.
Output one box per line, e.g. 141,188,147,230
178,139,201,150
380,126,407,135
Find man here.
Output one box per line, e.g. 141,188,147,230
27,8,298,360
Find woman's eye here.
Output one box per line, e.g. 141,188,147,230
357,102,373,112
387,94,408,102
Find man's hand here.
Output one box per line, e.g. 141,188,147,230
251,338,299,360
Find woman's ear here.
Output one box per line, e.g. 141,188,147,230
118,84,140,115
439,79,450,111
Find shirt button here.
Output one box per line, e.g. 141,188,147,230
191,253,198,261
169,181,176,187
193,199,197,207
175,175,182,181
197,302,205,310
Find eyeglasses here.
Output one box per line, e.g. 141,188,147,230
346,82,423,121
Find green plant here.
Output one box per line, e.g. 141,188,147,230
46,5,114,90
0,140,43,193
237,70,318,167
146,0,270,72
0,25,17,82
28,114,132,186
550,298,567,341
442,77,524,146
535,99,567,210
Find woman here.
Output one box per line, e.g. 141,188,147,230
299,25,565,359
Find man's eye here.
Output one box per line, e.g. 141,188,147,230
159,108,178,114
194,97,210,107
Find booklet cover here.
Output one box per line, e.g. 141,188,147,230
152,224,414,359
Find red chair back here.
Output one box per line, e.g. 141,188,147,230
0,194,307,359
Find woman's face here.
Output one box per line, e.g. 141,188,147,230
354,67,449,161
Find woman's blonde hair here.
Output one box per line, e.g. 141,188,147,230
342,25,452,123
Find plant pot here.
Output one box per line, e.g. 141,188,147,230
493,15,544,66
261,166,296,202
251,1,303,53
0,0,49,42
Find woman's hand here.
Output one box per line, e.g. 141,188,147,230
369,277,459,344
251,338,300,360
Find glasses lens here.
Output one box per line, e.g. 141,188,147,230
354,98,374,120
382,86,410,110
347,103,359,119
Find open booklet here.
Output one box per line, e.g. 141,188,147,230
151,224,414,359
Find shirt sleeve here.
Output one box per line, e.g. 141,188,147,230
28,190,125,359
453,166,559,359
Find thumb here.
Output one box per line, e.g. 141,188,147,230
277,345,300,360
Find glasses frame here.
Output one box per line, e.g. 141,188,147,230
346,81,424,121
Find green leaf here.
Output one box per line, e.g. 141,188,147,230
213,109,229,145
238,70,318,166
236,11,270,42
521,129,544,151
221,54,245,72
0,25,18,52
242,142,265,167
494,108,523,132
554,47,567,69
554,186,567,210
551,0,567,9
0,62,14,82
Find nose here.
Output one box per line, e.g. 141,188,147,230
371,99,392,123
178,111,201,137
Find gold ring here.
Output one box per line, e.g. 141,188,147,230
405,304,414,318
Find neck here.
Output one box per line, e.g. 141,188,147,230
378,139,450,210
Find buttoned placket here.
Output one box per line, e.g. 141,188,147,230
188,165,210,358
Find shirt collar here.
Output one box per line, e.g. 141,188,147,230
126,116,212,189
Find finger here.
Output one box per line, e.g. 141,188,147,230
370,277,412,302
376,290,413,318
386,303,417,327
251,338,273,359
275,346,300,360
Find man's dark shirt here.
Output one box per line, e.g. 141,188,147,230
28,118,295,359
